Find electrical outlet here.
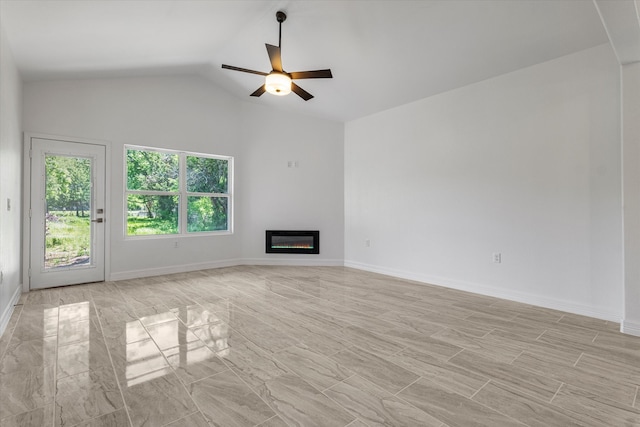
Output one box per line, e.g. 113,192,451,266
173,241,179,249
493,253,502,263
365,239,371,247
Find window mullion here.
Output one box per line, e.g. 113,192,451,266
180,153,187,234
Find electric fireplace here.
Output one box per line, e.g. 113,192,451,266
266,230,319,254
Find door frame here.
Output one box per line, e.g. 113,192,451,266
23,133,112,292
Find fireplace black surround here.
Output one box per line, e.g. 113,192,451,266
266,230,319,254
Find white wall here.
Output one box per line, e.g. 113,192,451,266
0,26,23,334
345,44,623,321
239,102,344,264
23,75,244,279
622,62,640,335
23,75,345,280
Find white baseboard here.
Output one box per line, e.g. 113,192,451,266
344,260,622,323
239,258,344,267
0,284,22,337
621,320,640,337
109,257,343,281
109,258,243,281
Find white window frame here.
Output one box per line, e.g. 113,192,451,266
124,145,233,238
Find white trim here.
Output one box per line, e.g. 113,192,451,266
344,259,622,323
109,258,243,281
23,132,112,291
240,258,344,267
0,284,22,337
110,257,344,281
621,320,640,337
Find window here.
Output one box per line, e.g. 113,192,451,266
125,146,232,236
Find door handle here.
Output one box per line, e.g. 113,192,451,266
91,218,104,223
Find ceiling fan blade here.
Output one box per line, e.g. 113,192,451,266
289,69,333,80
222,64,268,76
250,85,266,97
266,44,283,72
291,82,314,101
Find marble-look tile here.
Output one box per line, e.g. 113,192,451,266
324,374,442,426
256,415,290,427
234,322,300,355
139,310,178,327
377,310,455,336
190,370,275,427
58,318,102,346
463,314,543,340
25,289,60,305
102,320,150,347
165,411,209,426
398,377,523,427
430,327,523,363
0,336,57,374
593,330,640,352
133,304,173,319
108,338,171,387
146,318,200,351
487,329,583,365
379,328,462,361
3,304,23,333
473,381,594,427
330,347,419,394
73,409,131,427
274,344,352,390
163,342,228,385
217,332,292,390
449,350,561,402
0,404,54,427
96,305,138,327
0,365,55,418
92,294,128,308
551,383,640,426
538,330,640,367
58,287,93,305
5,266,640,427
388,348,488,398
123,371,197,427
171,303,227,327
339,325,404,356
190,321,231,354
55,366,123,427
12,312,58,341
558,313,613,332
57,337,112,379
453,301,518,321
512,351,637,406
256,373,355,427
575,353,640,387
58,301,93,322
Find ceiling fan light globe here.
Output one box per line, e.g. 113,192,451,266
265,73,292,96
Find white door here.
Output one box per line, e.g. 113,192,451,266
29,138,106,289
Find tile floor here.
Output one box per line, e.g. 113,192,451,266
0,266,639,426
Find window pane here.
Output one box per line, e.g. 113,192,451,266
45,155,92,268
186,156,228,193
187,196,228,232
127,149,179,192
127,195,179,235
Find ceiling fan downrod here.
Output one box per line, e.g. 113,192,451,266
276,11,286,48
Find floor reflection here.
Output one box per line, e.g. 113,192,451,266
123,303,230,386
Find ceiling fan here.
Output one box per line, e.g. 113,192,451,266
221,11,332,101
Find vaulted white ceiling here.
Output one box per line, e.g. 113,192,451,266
0,0,622,122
